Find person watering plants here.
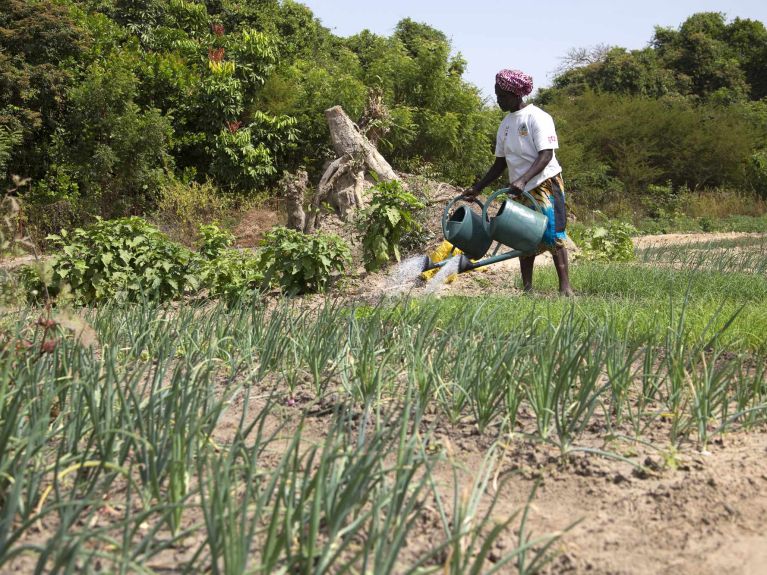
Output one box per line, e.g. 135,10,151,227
465,69,574,296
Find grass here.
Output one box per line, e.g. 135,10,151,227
633,213,767,235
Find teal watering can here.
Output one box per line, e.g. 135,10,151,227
441,195,493,260
423,188,549,274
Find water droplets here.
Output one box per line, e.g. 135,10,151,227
380,255,427,295
424,256,461,294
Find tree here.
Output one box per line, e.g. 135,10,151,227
0,0,90,181
48,57,173,215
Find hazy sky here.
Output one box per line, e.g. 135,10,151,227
300,1,767,101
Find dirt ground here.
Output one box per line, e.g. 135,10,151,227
237,394,767,575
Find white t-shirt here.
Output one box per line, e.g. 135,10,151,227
494,104,562,191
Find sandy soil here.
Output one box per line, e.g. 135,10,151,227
219,396,767,575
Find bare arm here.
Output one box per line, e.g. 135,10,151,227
510,149,553,193
465,156,507,197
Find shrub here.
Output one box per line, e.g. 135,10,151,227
356,179,425,272
642,181,683,220
39,217,198,303
573,214,637,262
195,222,263,300
682,187,766,219
747,149,767,201
199,248,264,301
259,227,350,294
198,222,235,259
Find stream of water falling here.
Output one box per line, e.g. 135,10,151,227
381,255,427,294
424,256,461,294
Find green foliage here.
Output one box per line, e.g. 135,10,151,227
197,71,244,131
547,91,757,204
19,217,269,304
643,181,684,220
5,1,766,225
259,227,350,294
41,217,198,303
550,13,765,103
357,179,425,272
197,222,235,259
0,0,90,181
572,214,637,262
228,29,278,89
543,12,767,216
342,19,500,184
747,149,767,200
199,247,264,301
49,56,174,214
0,127,22,177
194,222,263,300
209,127,275,193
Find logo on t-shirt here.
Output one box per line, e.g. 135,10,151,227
518,124,529,137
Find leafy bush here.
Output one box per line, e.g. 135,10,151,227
357,179,425,272
40,217,198,303
199,248,264,301
198,222,235,259
643,181,684,220
747,149,767,200
209,127,276,194
259,227,350,294
573,215,637,262
194,222,263,300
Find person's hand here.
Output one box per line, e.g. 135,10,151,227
509,177,527,195
463,185,481,200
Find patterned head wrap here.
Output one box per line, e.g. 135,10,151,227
495,69,533,96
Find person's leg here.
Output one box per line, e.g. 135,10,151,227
552,245,574,296
520,254,535,292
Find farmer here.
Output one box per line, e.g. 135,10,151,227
465,69,574,296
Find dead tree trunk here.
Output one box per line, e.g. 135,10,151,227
304,106,399,233
279,169,308,231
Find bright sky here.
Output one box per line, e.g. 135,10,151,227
300,0,767,102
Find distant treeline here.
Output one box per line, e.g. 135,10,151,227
1,2,766,226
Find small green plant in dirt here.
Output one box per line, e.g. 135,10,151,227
199,248,264,301
357,179,425,272
197,222,235,259
573,213,636,262
259,226,350,294
36,217,199,303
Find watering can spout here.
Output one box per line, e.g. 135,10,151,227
457,254,474,273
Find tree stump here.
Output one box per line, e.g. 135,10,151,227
279,169,309,231
304,106,399,233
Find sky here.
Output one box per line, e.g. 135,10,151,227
299,0,767,101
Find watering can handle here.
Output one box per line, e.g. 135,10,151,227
481,188,542,231
441,195,485,239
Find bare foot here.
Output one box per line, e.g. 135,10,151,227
559,287,575,297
